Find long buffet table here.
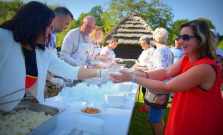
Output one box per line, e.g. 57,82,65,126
44,81,139,135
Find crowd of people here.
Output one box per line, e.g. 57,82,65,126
0,1,110,112
0,1,223,135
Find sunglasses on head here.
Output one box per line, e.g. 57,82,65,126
176,34,197,41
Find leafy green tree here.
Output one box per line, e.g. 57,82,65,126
75,13,88,27
218,40,223,50
0,0,23,12
0,0,24,25
198,18,216,29
142,0,173,30
167,19,188,45
88,5,104,27
56,19,77,49
101,0,173,35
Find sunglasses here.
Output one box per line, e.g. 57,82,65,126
176,34,197,41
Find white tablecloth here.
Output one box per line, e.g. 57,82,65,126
45,82,139,135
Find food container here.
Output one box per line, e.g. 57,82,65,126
0,102,64,135
117,82,133,92
104,92,125,108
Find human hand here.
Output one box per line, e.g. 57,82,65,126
112,60,117,66
49,77,66,89
101,68,115,79
109,70,134,83
136,67,144,72
132,70,147,78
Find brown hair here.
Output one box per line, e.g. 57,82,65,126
0,1,54,50
180,20,216,59
110,36,118,43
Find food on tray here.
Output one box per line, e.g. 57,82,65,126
0,108,53,135
81,107,101,114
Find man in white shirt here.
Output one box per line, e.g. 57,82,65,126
60,16,95,66
47,7,73,55
46,7,73,88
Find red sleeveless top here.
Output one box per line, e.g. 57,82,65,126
165,56,223,135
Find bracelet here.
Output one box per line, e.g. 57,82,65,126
145,72,149,79
131,75,136,83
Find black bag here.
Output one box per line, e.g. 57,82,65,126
144,89,170,109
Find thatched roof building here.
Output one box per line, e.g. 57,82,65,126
101,12,153,59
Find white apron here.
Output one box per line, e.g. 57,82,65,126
71,34,92,66
91,47,101,60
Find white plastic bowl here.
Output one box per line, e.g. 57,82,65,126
117,82,133,92
104,92,125,108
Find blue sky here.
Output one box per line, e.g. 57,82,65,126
5,0,223,35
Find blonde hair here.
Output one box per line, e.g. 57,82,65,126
153,27,168,43
90,26,103,42
180,20,216,59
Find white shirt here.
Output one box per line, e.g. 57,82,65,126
60,28,93,66
138,47,155,66
101,46,116,59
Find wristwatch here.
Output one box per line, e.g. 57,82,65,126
131,75,136,83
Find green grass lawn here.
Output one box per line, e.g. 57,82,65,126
129,88,172,135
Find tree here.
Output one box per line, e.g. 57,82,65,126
101,0,173,35
56,19,77,49
167,19,188,45
75,13,88,27
141,0,173,30
0,0,24,25
88,5,104,28
198,18,216,29
218,40,223,50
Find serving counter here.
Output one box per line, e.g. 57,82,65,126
44,81,139,135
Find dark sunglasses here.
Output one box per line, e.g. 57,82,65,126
176,34,197,41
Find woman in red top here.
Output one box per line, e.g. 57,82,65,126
109,20,223,135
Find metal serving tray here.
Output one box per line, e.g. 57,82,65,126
1,102,64,135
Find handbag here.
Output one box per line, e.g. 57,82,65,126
144,89,170,109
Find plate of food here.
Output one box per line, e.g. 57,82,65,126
80,106,103,116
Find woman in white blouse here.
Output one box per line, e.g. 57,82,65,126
135,35,155,112
135,35,155,68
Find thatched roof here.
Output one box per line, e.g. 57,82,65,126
102,12,153,45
